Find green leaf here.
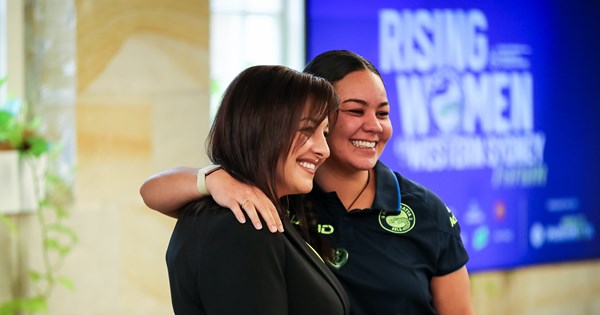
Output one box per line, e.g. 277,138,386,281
54,206,70,218
29,270,43,282
44,238,63,251
45,173,63,184
25,116,42,131
24,135,50,156
0,215,17,237
0,296,48,315
44,238,70,255
0,299,19,315
0,110,24,149
57,276,75,291
0,110,12,129
46,224,78,243
18,296,48,312
0,110,17,147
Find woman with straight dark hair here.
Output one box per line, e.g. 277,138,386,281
164,65,348,314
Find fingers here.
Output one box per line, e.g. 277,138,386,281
250,187,283,233
216,184,284,233
228,202,247,224
259,195,283,233
236,188,283,233
239,198,265,231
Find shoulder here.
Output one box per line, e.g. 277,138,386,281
168,199,289,282
375,161,443,208
392,171,459,233
393,171,442,207
174,199,286,253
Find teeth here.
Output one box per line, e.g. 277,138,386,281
351,140,376,148
299,161,316,170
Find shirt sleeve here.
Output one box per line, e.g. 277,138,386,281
179,209,289,315
426,190,470,276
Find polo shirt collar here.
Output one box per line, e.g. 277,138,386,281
372,161,402,214
310,161,401,214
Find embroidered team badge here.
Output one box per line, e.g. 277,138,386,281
379,203,416,234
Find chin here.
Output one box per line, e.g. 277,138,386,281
301,183,314,194
351,159,377,171
297,181,314,194
284,182,313,196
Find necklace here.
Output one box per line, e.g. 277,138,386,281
346,170,370,210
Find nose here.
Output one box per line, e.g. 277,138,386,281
363,112,383,133
314,132,330,160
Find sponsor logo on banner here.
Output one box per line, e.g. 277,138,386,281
530,214,596,249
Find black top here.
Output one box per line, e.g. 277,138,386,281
308,161,469,315
166,199,350,315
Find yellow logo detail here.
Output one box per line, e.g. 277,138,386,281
449,213,458,228
446,206,458,228
317,224,334,235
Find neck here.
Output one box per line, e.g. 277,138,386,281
316,163,373,211
315,161,360,191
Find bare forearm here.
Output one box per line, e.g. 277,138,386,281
139,166,283,231
139,167,200,218
431,266,474,315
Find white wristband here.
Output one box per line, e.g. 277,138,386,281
197,164,222,196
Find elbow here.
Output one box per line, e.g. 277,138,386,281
139,176,179,218
139,179,155,209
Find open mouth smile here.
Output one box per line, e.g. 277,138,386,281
351,140,376,149
298,161,316,171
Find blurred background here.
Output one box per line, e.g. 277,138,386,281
0,0,598,314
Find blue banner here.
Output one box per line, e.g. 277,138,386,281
306,1,600,272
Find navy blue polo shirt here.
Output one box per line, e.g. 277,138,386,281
308,161,469,315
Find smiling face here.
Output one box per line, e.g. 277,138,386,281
276,116,330,198
325,69,392,172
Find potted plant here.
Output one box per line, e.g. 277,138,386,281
0,78,76,314
0,77,49,214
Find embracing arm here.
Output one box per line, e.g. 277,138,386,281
139,167,283,232
431,266,474,315
139,167,199,218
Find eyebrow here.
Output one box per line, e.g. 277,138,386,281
342,98,389,107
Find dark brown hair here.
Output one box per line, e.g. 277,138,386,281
304,50,382,84
207,65,338,218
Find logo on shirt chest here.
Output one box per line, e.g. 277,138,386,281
378,203,416,234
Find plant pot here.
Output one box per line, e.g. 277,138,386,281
0,150,47,214
0,150,20,212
